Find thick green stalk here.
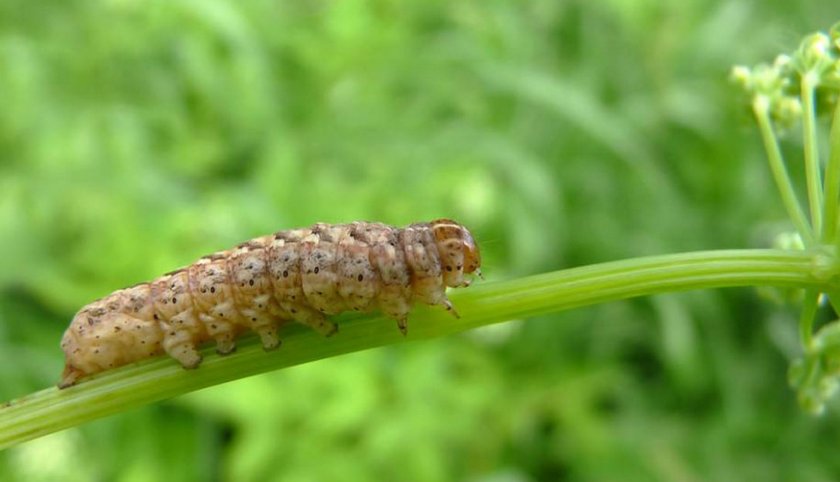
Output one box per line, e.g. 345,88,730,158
1,248,836,450
753,98,815,245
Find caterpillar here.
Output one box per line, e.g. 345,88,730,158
58,219,481,388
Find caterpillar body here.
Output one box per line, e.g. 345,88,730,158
59,220,481,388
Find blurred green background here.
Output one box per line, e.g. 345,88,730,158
2,0,840,480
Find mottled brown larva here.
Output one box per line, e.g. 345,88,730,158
59,219,481,388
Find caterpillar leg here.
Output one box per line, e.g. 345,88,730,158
161,327,202,368
442,299,460,319
197,313,237,355
175,344,203,368
290,306,338,337
397,317,408,336
254,323,282,350
240,309,284,351
164,342,202,368
208,325,236,355
214,332,237,355
257,328,281,350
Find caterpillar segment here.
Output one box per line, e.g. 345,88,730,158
59,219,481,388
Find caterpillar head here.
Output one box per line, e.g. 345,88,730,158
430,219,482,285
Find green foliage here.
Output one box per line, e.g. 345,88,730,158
2,0,840,481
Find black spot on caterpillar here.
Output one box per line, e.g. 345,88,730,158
59,219,481,388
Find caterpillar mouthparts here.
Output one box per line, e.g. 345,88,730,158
59,219,481,388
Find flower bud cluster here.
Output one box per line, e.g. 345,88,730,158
731,23,840,126
789,320,840,414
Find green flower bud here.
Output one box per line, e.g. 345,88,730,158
795,32,837,85
772,231,805,250
771,95,802,126
730,65,752,90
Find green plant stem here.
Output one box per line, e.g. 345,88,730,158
799,289,820,347
1,248,836,450
824,102,840,245
753,98,815,245
801,76,825,236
